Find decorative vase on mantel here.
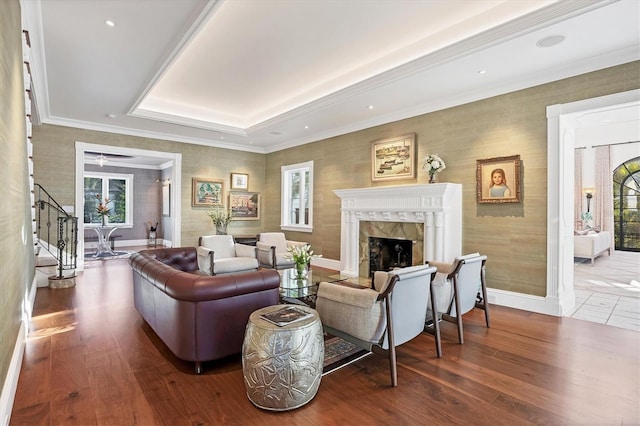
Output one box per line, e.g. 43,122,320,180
429,172,438,184
216,224,227,235
294,262,308,280
101,215,107,226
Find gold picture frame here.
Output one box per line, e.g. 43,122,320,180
371,133,416,181
230,191,260,220
476,155,522,204
192,178,224,207
230,172,249,190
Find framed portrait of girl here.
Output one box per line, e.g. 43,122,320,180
476,155,522,204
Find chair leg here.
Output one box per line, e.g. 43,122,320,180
452,276,464,344
429,284,442,358
480,283,490,328
385,296,397,387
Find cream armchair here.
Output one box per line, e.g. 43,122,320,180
316,265,441,387
197,235,259,275
428,253,489,344
255,232,308,269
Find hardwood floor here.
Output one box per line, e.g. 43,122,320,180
11,257,640,425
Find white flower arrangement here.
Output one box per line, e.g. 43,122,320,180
285,244,321,265
422,154,446,175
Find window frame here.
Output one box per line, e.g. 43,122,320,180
84,171,134,227
281,160,313,232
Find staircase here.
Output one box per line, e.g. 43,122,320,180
34,184,79,288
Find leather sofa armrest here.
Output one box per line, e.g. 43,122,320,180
164,269,281,302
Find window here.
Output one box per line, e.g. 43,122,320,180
613,157,640,251
84,172,133,226
281,161,313,232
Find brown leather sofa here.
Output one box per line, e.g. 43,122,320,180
129,247,281,373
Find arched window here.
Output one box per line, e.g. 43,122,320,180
613,156,640,251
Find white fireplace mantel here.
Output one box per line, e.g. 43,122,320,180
334,183,462,276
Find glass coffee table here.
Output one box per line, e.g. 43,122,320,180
278,267,370,307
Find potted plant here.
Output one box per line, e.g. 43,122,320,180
207,208,232,235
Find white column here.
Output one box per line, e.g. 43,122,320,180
434,211,445,261
424,212,434,262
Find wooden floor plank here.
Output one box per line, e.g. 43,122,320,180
10,257,640,425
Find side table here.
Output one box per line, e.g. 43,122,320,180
242,304,324,411
91,225,118,258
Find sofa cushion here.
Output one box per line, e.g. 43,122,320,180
213,257,259,274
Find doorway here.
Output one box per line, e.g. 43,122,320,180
75,142,182,271
547,89,640,317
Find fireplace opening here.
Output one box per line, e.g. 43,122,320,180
368,237,413,277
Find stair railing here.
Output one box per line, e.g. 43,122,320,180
34,183,78,279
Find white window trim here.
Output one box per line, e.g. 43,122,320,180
84,171,134,227
281,160,313,232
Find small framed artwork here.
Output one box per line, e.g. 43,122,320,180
162,184,171,217
476,155,522,204
230,172,249,190
192,178,224,207
371,133,416,181
230,191,260,220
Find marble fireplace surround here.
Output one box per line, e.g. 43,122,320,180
334,183,462,277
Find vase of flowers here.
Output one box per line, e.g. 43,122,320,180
286,244,320,279
422,154,446,183
95,194,110,226
207,208,232,235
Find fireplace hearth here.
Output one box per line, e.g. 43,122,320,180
368,237,413,277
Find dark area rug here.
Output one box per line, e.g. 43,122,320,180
322,336,370,376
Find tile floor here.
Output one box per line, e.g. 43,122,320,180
570,250,640,332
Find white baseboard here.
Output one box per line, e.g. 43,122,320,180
0,277,37,425
487,288,561,317
84,238,172,249
311,257,340,271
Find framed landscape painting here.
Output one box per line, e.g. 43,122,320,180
230,191,260,220
192,178,224,207
476,155,522,204
371,133,416,181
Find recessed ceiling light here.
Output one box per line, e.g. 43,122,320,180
220,136,224,140
477,70,486,75
105,20,115,27
106,113,116,118
270,131,281,136
536,34,565,48
304,125,309,129
368,105,374,109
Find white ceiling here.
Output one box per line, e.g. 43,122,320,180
22,0,640,157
